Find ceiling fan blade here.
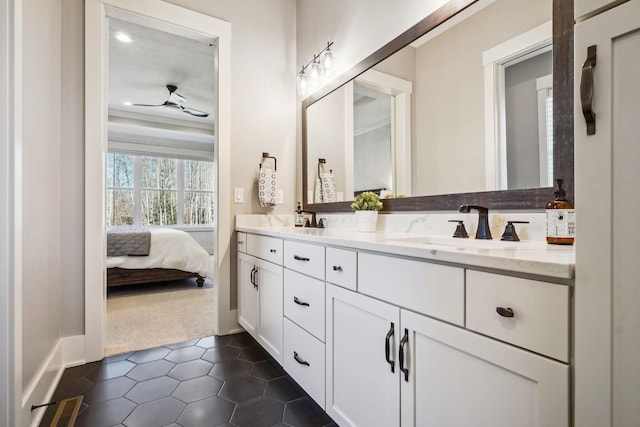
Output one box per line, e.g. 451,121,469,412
181,106,209,117
168,92,186,104
131,103,165,107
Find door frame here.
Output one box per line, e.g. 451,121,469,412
84,0,232,362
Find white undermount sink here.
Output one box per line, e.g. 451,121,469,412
387,235,524,249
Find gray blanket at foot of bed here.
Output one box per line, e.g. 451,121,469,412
107,227,151,256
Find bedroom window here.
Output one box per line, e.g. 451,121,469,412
106,153,215,227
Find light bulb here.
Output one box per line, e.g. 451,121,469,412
322,47,333,70
297,71,309,97
309,59,321,81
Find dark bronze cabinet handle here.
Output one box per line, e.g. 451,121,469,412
385,323,395,373
332,265,342,271
399,328,409,382
496,307,514,318
250,267,256,288
270,249,277,253
293,351,310,366
293,296,310,307
294,255,310,261
581,45,597,135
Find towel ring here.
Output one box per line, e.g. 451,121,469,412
318,158,326,179
260,152,277,171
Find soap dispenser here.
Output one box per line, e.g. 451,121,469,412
546,179,575,245
295,202,304,227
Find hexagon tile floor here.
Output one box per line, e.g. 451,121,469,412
39,332,337,427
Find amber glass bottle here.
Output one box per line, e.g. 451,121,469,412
546,179,575,245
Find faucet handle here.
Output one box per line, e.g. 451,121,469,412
448,220,469,238
500,221,529,242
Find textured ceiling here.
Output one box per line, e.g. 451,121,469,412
108,17,216,129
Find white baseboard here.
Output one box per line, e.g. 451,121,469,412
227,309,243,334
23,335,86,427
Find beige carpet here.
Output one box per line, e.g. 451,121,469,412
106,278,215,356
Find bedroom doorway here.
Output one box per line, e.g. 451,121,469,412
85,0,233,362
104,11,217,356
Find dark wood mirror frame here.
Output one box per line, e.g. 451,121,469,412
302,0,573,213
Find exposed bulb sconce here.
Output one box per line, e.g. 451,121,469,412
297,41,334,97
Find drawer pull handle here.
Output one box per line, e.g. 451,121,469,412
293,351,310,367
332,265,342,271
293,296,310,307
270,249,277,253
238,241,244,244
496,307,514,318
385,322,395,373
294,255,310,261
399,328,409,382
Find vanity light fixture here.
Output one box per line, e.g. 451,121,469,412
297,41,334,97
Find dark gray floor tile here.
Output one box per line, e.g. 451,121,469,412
177,396,235,427
125,376,180,404
126,358,175,381
82,376,137,404
284,397,334,427
229,333,257,348
165,345,206,363
250,360,286,381
122,396,186,427
74,397,136,427
196,335,232,349
201,345,241,363
209,359,252,381
51,375,94,400
168,359,213,381
172,375,223,403
238,345,268,363
231,397,285,427
265,377,306,403
62,361,102,379
83,360,136,382
103,352,133,363
165,338,199,349
127,346,172,364
218,376,266,403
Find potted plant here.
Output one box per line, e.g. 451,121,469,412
351,192,382,232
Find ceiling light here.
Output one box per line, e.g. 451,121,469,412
123,101,133,106
115,32,133,43
297,41,334,98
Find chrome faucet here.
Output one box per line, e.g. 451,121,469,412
459,205,492,240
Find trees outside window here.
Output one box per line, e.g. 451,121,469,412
106,153,215,227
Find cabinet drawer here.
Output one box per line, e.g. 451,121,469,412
246,234,282,264
237,232,247,253
466,270,569,362
284,318,325,408
284,240,325,280
358,253,464,326
284,269,325,341
325,247,357,291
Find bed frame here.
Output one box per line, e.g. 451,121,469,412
107,267,205,288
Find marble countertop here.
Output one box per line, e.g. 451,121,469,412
235,225,575,280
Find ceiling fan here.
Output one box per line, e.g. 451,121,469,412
132,84,209,117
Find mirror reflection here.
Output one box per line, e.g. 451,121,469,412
305,0,552,205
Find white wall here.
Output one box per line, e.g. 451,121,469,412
21,0,63,391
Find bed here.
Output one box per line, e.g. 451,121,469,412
106,227,214,288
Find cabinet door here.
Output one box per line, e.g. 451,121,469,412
326,284,400,427
237,252,258,338
575,3,640,425
255,257,284,364
400,309,568,427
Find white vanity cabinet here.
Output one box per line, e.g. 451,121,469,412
237,230,572,426
574,2,640,424
237,234,284,364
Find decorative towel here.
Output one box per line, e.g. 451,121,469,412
314,171,338,203
258,167,277,207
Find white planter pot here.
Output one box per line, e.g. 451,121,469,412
355,210,379,232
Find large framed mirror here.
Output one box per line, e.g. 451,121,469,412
302,0,573,212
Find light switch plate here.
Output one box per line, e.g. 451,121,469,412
276,189,284,204
234,187,244,203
